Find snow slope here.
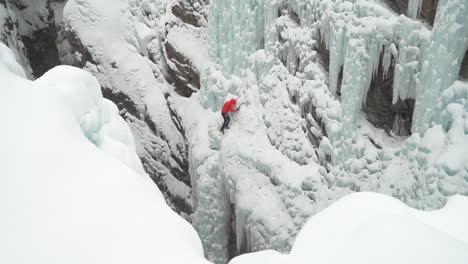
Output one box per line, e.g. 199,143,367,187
230,192,468,264
0,43,210,264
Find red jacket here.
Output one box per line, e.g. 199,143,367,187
222,99,237,114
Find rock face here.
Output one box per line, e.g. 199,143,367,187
0,1,34,77
386,0,438,25
162,0,208,97
163,26,201,97
0,0,64,78
363,57,414,136
61,0,210,218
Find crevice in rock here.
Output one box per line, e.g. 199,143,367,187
363,51,414,136
460,49,468,79
144,112,191,188
317,35,343,97
228,203,238,260
3,0,62,78
27,3,59,77
385,0,438,26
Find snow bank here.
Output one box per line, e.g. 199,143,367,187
230,192,468,264
0,44,209,264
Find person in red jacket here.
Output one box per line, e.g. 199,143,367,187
220,99,239,133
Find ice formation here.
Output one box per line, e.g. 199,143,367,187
191,0,468,263
412,0,468,133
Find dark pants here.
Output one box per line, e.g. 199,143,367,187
220,112,230,131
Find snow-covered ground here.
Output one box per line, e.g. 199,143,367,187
229,192,468,264
0,43,209,264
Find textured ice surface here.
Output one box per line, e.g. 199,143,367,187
412,0,468,133
191,0,468,263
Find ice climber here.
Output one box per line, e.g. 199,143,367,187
220,99,239,133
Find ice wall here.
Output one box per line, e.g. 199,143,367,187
194,0,468,262
412,0,468,133
208,0,280,74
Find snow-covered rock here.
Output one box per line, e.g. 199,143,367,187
62,0,210,217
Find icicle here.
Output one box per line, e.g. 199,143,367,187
329,25,346,96
236,206,248,253
392,39,421,104
407,0,424,19
382,43,397,78
368,37,385,81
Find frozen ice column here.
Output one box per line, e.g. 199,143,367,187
412,0,468,133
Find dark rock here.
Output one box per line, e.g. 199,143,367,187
386,0,438,26
63,24,193,216
22,26,61,77
163,29,200,97
2,0,62,78
171,0,207,27
102,87,140,118
363,52,414,136
460,50,468,79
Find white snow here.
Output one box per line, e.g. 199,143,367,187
0,43,210,264
230,192,468,264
